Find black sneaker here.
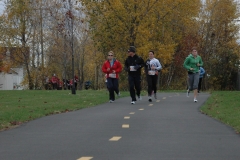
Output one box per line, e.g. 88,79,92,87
148,97,152,102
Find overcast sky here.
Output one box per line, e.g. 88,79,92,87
0,1,5,15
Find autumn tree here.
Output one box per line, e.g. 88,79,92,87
0,0,35,89
199,0,240,90
0,0,239,91
81,0,201,90
39,0,88,90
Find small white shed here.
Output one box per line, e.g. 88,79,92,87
0,67,24,90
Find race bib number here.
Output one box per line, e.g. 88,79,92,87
130,66,136,71
109,73,116,78
148,71,156,75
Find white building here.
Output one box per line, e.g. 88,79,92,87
0,67,24,90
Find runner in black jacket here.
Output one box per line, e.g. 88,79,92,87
124,46,145,104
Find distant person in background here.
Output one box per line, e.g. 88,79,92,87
63,79,68,90
74,75,79,89
198,67,205,93
145,51,162,102
45,76,49,90
56,77,60,90
102,51,122,103
58,80,63,90
69,79,73,90
51,74,58,90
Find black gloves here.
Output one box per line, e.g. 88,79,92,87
125,65,141,71
134,65,141,70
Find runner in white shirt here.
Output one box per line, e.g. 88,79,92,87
145,51,162,102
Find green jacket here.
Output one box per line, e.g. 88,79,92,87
183,54,203,73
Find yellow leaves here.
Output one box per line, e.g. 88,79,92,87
1,61,12,73
6,0,32,20
205,0,237,21
81,0,201,68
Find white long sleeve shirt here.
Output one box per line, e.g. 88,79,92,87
149,58,162,70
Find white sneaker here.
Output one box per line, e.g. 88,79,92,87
138,96,142,101
194,98,197,102
131,101,135,104
187,90,190,97
154,93,157,99
109,100,114,103
117,92,121,97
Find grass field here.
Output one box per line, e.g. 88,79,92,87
1,90,240,133
200,91,240,133
0,90,129,131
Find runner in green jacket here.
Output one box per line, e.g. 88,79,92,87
183,47,203,102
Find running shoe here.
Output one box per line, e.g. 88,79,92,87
154,93,157,99
148,97,152,102
131,101,135,104
109,100,114,103
187,90,190,97
194,98,197,102
138,96,142,101
117,92,121,97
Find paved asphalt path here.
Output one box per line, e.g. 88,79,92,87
1,92,240,160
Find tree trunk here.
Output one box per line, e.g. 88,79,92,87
94,64,98,90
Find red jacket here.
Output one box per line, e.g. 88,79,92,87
74,76,79,83
102,59,122,79
51,76,58,83
69,79,73,85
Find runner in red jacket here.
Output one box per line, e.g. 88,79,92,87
51,74,58,90
102,51,122,103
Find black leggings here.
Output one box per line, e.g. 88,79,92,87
107,78,119,101
147,75,158,96
128,75,141,101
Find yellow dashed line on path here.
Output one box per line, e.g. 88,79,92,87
109,136,122,141
124,116,130,119
77,157,93,160
122,124,130,128
139,108,144,110
156,100,160,102
129,112,135,114
163,97,166,99
149,104,153,106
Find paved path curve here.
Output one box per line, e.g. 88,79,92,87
1,92,240,160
